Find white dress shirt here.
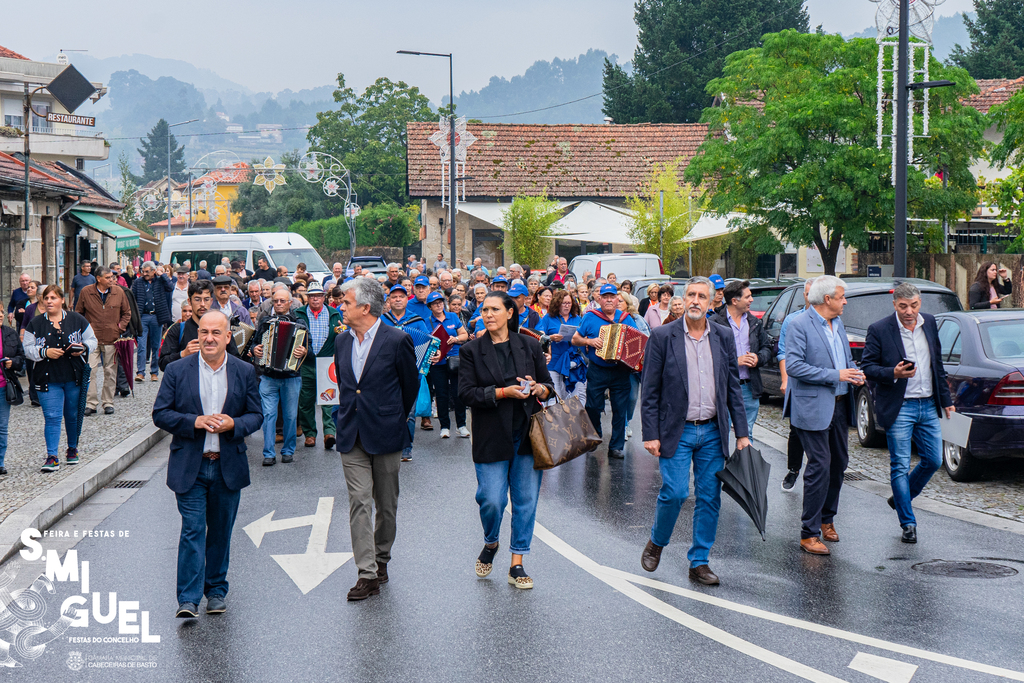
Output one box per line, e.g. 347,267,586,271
350,317,382,383
199,354,229,452
897,313,933,399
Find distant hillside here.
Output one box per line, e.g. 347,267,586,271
844,12,971,62
452,49,618,124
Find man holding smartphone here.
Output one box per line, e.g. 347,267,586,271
860,283,954,544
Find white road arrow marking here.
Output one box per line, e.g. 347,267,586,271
243,497,352,595
849,652,918,683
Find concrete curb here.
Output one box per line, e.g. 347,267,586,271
0,425,167,565
753,426,1024,536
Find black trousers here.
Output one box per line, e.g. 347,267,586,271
794,399,849,539
787,423,804,472
428,363,465,430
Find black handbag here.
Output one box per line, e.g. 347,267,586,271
4,367,23,406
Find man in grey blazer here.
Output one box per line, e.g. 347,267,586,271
783,276,865,555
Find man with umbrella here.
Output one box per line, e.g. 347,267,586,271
639,276,749,586
75,267,131,416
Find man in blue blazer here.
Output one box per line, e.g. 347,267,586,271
334,278,419,601
783,276,865,555
640,277,750,586
860,282,954,543
153,310,263,619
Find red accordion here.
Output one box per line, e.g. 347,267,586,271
597,323,648,371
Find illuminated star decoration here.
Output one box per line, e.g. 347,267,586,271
301,159,322,182
141,193,160,211
870,0,946,42
253,156,287,194
429,116,477,162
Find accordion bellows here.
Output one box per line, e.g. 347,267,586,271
258,320,307,372
405,327,442,375
597,323,648,371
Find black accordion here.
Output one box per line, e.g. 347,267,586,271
257,319,307,372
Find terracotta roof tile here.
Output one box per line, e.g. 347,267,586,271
148,217,216,228
0,45,28,60
0,152,81,193
187,162,252,188
962,77,1024,114
406,122,709,199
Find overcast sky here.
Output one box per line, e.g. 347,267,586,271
5,0,976,104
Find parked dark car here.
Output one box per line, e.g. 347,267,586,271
930,309,1024,481
346,255,388,277
741,278,804,319
759,278,963,448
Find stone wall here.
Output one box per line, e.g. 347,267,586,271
855,252,1024,308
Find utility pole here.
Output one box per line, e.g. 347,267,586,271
659,190,664,263
166,119,197,233
894,0,909,278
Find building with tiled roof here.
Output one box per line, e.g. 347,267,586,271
0,45,28,60
962,77,1024,114
171,162,251,232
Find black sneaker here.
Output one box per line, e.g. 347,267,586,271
781,469,799,491
508,564,533,590
83,408,97,416
65,448,79,465
0,466,7,475
205,596,226,614
104,406,114,415
176,602,198,618
263,457,276,466
41,455,60,472
281,453,294,464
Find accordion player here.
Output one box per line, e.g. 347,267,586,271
596,323,648,372
252,315,309,374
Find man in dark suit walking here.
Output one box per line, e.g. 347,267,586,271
860,282,954,543
640,277,750,586
153,310,263,619
334,278,419,601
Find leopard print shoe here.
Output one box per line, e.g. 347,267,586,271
507,564,533,590
475,543,499,577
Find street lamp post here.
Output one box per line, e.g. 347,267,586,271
398,50,456,271
166,119,197,232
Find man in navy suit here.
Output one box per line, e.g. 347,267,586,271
784,276,865,555
640,276,750,586
860,282,954,544
153,310,263,619
334,278,419,601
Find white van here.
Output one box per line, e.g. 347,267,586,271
568,253,664,282
159,232,331,283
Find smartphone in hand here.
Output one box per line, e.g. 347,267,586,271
901,358,915,370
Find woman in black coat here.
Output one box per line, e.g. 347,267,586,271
458,291,553,590
968,261,1013,310
0,322,25,475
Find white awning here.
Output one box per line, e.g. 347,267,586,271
551,201,635,243
682,213,741,243
458,201,574,228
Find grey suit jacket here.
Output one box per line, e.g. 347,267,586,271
782,307,856,432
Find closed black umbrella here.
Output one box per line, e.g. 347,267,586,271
73,361,91,445
716,443,771,541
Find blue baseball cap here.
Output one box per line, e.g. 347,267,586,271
508,283,529,298
426,291,445,304
414,275,430,287
491,275,508,284
599,283,619,296
709,274,725,290
389,284,408,295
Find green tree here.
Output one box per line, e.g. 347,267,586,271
233,151,345,230
356,203,418,247
116,152,153,235
137,119,186,184
308,74,434,206
602,0,808,124
684,31,986,275
949,0,1024,79
501,194,563,269
987,90,1024,244
627,163,703,272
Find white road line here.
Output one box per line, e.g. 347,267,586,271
594,561,1024,681
848,652,918,683
532,521,851,683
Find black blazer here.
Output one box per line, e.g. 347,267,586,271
712,308,772,397
458,332,553,464
640,319,748,461
860,312,953,430
968,279,1012,310
153,354,264,494
0,324,25,373
333,321,419,455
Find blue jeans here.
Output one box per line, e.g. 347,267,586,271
474,433,543,554
884,397,942,527
650,422,724,568
175,458,240,605
0,398,9,466
136,313,162,375
38,380,81,456
260,375,301,458
626,372,641,424
741,382,759,437
585,363,632,451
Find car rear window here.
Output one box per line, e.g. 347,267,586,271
750,288,787,313
980,321,1024,361
842,292,962,330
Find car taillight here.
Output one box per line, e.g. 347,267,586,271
849,341,865,350
989,372,1024,406
595,262,601,277
659,259,665,275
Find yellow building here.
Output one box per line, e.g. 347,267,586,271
181,161,250,231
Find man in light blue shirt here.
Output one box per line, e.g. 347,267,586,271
777,278,813,491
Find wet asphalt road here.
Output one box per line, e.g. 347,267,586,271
6,410,1024,683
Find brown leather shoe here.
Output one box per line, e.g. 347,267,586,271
304,437,316,448
376,563,388,584
821,523,839,543
641,540,663,572
420,418,433,431
324,435,335,449
346,577,380,601
800,537,830,555
275,433,284,443
688,564,720,585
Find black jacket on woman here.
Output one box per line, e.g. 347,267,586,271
458,331,554,464
23,311,98,392
968,278,1012,310
0,324,26,373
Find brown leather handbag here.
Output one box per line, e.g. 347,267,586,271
529,395,602,470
